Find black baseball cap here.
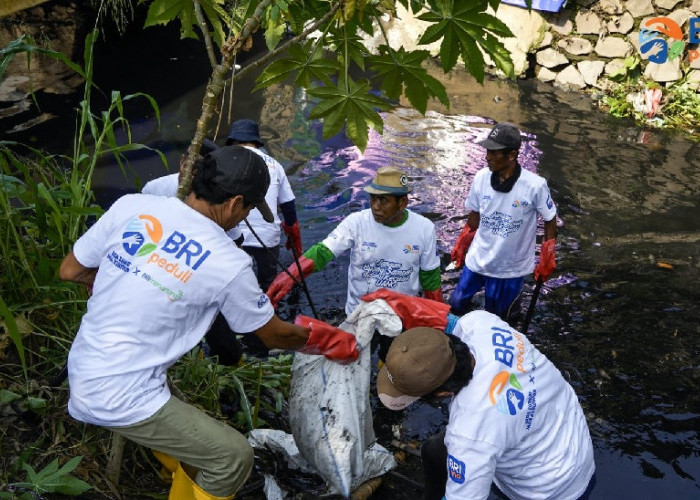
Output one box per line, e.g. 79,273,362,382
208,145,273,222
477,122,522,151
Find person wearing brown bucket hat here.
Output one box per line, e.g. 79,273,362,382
375,306,596,500
449,122,558,325
266,165,443,316
58,145,358,500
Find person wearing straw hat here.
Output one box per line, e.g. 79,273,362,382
376,308,596,500
449,122,558,323
266,166,443,316
59,146,358,500
226,119,302,292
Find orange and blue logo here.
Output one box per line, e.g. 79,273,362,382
402,244,420,254
489,371,525,416
122,215,163,257
639,16,700,64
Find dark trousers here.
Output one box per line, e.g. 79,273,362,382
421,430,448,500
242,245,280,292
204,313,269,365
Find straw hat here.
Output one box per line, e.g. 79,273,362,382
364,166,412,195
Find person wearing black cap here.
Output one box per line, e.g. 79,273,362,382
58,146,359,500
374,301,596,500
449,122,558,323
225,119,302,291
266,166,443,316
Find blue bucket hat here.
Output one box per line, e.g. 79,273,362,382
227,119,264,146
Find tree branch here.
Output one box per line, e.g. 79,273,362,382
231,1,342,84
194,0,217,69
177,0,275,200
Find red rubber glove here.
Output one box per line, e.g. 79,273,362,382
295,315,359,364
423,289,444,303
534,239,556,283
282,221,303,257
266,255,314,307
361,288,451,331
450,224,477,269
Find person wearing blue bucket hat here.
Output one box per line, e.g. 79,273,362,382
225,119,303,292
267,166,444,316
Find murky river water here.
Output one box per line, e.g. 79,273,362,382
5,15,699,499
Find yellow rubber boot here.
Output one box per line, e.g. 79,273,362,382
169,462,234,500
153,450,179,483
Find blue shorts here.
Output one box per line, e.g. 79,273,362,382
449,267,524,320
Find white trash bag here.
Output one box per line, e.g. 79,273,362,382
249,299,401,498
289,299,401,497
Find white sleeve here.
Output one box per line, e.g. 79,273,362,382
535,179,557,222
465,171,484,213
276,164,296,205
218,264,274,333
444,432,501,500
420,222,441,272
72,196,129,267
321,215,356,257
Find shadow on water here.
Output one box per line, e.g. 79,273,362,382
4,9,699,498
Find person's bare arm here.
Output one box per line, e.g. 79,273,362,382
59,252,98,287
253,314,309,350
467,211,480,230
543,218,557,241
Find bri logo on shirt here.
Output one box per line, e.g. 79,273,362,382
402,244,420,254
488,325,526,416
447,455,466,484
121,214,212,283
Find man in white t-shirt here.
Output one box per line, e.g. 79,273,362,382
225,119,302,291
59,146,358,500
371,290,596,500
266,166,443,316
449,123,558,323
141,142,249,364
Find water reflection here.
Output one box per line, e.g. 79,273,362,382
280,75,699,497
82,52,700,498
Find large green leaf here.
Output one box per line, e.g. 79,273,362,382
142,0,229,47
368,47,449,114
307,77,393,151
417,0,514,81
327,30,371,71
254,42,340,91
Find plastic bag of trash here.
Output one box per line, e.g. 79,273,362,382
287,299,401,497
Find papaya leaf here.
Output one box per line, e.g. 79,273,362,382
16,457,91,495
327,31,370,70
307,77,393,151
417,0,514,82
253,42,339,91
368,47,449,114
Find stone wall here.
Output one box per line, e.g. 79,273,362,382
364,1,700,91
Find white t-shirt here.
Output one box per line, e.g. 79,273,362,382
142,173,242,242
322,209,441,315
444,311,595,500
464,167,557,278
239,147,295,248
67,194,274,427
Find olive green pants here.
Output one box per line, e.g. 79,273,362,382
110,395,253,497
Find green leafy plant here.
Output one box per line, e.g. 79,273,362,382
169,349,293,431
2,456,92,498
131,0,518,152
